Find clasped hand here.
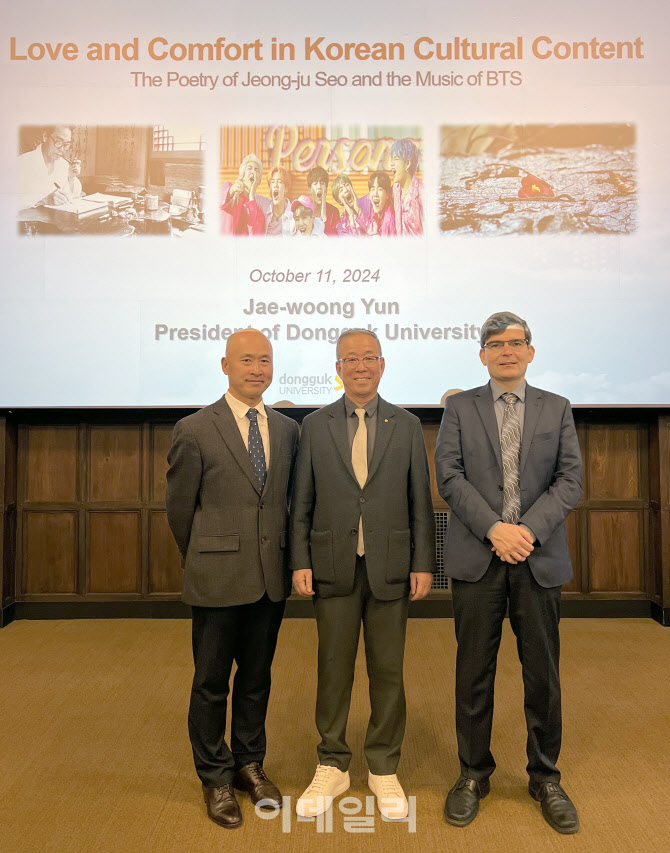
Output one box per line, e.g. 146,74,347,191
490,522,534,564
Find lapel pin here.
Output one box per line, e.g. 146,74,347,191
384,418,388,423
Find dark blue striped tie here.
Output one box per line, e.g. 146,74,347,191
246,408,267,490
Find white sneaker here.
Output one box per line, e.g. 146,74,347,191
296,765,350,817
368,772,409,820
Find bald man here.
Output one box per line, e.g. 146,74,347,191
166,330,299,829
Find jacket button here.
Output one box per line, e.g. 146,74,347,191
351,529,357,535
259,504,264,510
261,537,268,545
498,485,503,491
360,497,366,503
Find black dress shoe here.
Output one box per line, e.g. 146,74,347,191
529,781,579,834
202,784,243,829
233,762,282,809
444,776,491,826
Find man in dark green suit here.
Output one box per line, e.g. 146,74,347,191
290,329,436,820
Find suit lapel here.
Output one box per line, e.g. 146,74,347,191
474,386,503,470
520,385,544,473
366,397,396,484
211,396,261,495
328,398,357,482
264,406,284,493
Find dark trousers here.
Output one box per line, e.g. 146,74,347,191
452,557,562,784
189,595,285,787
313,556,409,775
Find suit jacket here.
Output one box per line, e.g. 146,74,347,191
434,383,583,588
289,395,436,601
166,395,299,607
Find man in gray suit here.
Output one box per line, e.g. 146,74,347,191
166,329,299,829
435,311,583,834
291,329,436,820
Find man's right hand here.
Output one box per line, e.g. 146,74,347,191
40,188,69,207
489,523,534,564
292,569,314,597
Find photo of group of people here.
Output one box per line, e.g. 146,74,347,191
219,126,424,237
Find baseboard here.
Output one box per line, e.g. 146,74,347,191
651,602,670,626
0,602,16,627
2,597,664,624
12,601,191,621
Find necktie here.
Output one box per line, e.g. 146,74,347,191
246,408,267,491
352,409,368,556
501,392,521,524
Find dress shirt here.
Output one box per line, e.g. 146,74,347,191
344,395,378,465
18,146,71,209
225,391,271,467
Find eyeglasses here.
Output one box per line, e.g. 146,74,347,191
482,339,528,352
338,357,381,367
49,135,72,151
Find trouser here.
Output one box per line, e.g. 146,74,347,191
451,556,562,783
189,595,285,786
313,556,409,775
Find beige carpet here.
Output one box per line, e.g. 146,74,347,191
0,617,668,853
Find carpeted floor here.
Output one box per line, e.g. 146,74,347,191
0,617,668,852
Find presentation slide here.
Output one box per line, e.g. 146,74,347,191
1,0,667,407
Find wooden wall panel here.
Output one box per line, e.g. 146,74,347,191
589,511,642,592
149,511,182,594
89,426,141,502
588,426,640,500
6,411,665,609
26,426,77,502
88,512,140,593
563,510,580,592
151,424,174,503
23,511,77,594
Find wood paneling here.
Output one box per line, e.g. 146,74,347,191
4,410,667,611
589,511,642,592
23,511,77,594
588,426,640,500
563,510,580,592
151,424,173,503
148,512,182,594
89,426,141,502
26,426,77,502
88,512,140,593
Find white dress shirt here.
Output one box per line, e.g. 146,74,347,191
225,391,271,467
18,146,71,209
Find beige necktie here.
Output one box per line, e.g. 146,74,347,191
352,408,368,555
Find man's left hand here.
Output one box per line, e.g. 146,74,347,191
410,572,433,601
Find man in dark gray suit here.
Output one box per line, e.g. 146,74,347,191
166,329,299,829
435,311,583,834
291,329,436,820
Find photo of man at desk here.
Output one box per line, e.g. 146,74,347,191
17,124,206,237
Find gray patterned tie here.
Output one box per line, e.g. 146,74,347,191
501,392,521,523
246,408,267,491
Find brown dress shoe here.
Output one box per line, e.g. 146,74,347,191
233,762,282,809
202,784,243,829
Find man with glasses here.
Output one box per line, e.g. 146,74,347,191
435,311,583,834
291,328,435,821
18,125,75,209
